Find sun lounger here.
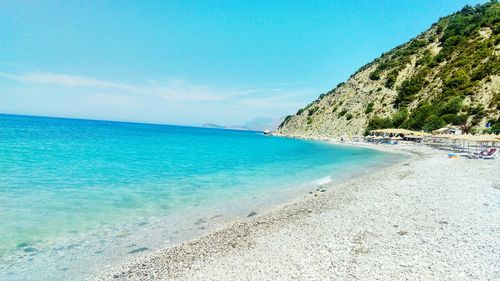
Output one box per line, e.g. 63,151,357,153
468,148,489,159
481,148,497,160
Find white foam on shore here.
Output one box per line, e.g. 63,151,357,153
312,176,333,186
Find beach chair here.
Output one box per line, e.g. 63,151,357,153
468,148,489,159
481,148,497,160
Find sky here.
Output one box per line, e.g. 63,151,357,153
0,0,488,126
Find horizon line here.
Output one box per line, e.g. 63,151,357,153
0,112,262,132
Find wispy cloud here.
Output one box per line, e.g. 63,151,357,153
0,71,312,105
0,72,140,91
0,71,240,103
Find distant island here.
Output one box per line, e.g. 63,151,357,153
201,123,252,131
202,116,285,132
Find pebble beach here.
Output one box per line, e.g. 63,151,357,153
89,144,500,281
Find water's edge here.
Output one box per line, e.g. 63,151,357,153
88,139,410,279
0,114,407,280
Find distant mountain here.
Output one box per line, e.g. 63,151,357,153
201,123,251,131
201,116,285,132
243,117,286,131
201,123,226,129
226,125,252,131
278,1,500,137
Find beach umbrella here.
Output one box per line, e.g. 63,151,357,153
475,134,500,143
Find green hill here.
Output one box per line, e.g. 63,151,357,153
278,1,500,137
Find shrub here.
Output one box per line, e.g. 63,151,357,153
366,116,394,132
468,105,485,117
346,113,353,120
385,69,399,89
403,103,437,130
471,60,497,81
369,70,381,80
443,35,464,47
297,108,304,115
279,115,293,128
491,122,500,133
444,69,470,89
416,50,434,67
365,102,374,114
338,110,348,117
307,107,318,116
395,75,426,107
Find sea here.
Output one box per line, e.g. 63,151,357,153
0,114,401,280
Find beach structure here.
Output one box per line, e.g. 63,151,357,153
433,125,462,135
425,133,499,155
367,128,499,157
367,129,430,144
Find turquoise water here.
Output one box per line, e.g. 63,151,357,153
0,114,400,280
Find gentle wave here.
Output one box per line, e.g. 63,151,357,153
311,175,333,186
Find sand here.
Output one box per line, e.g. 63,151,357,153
88,144,500,281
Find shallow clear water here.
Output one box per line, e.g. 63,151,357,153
0,114,401,280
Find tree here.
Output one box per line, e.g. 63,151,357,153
423,115,446,132
395,75,426,107
444,70,470,89
491,122,500,133
441,113,469,125
402,103,436,130
366,116,394,132
438,97,463,115
392,109,409,127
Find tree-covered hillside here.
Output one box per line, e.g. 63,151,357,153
278,1,500,137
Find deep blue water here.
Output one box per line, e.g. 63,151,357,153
0,114,400,280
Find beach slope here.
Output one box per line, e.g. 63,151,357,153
91,146,500,280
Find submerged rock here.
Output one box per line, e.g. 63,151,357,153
23,247,37,253
128,247,149,254
16,242,30,249
209,215,223,220
194,218,207,225
247,211,258,217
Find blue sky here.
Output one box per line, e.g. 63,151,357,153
0,0,487,126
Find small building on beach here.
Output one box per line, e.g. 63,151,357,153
433,125,462,135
